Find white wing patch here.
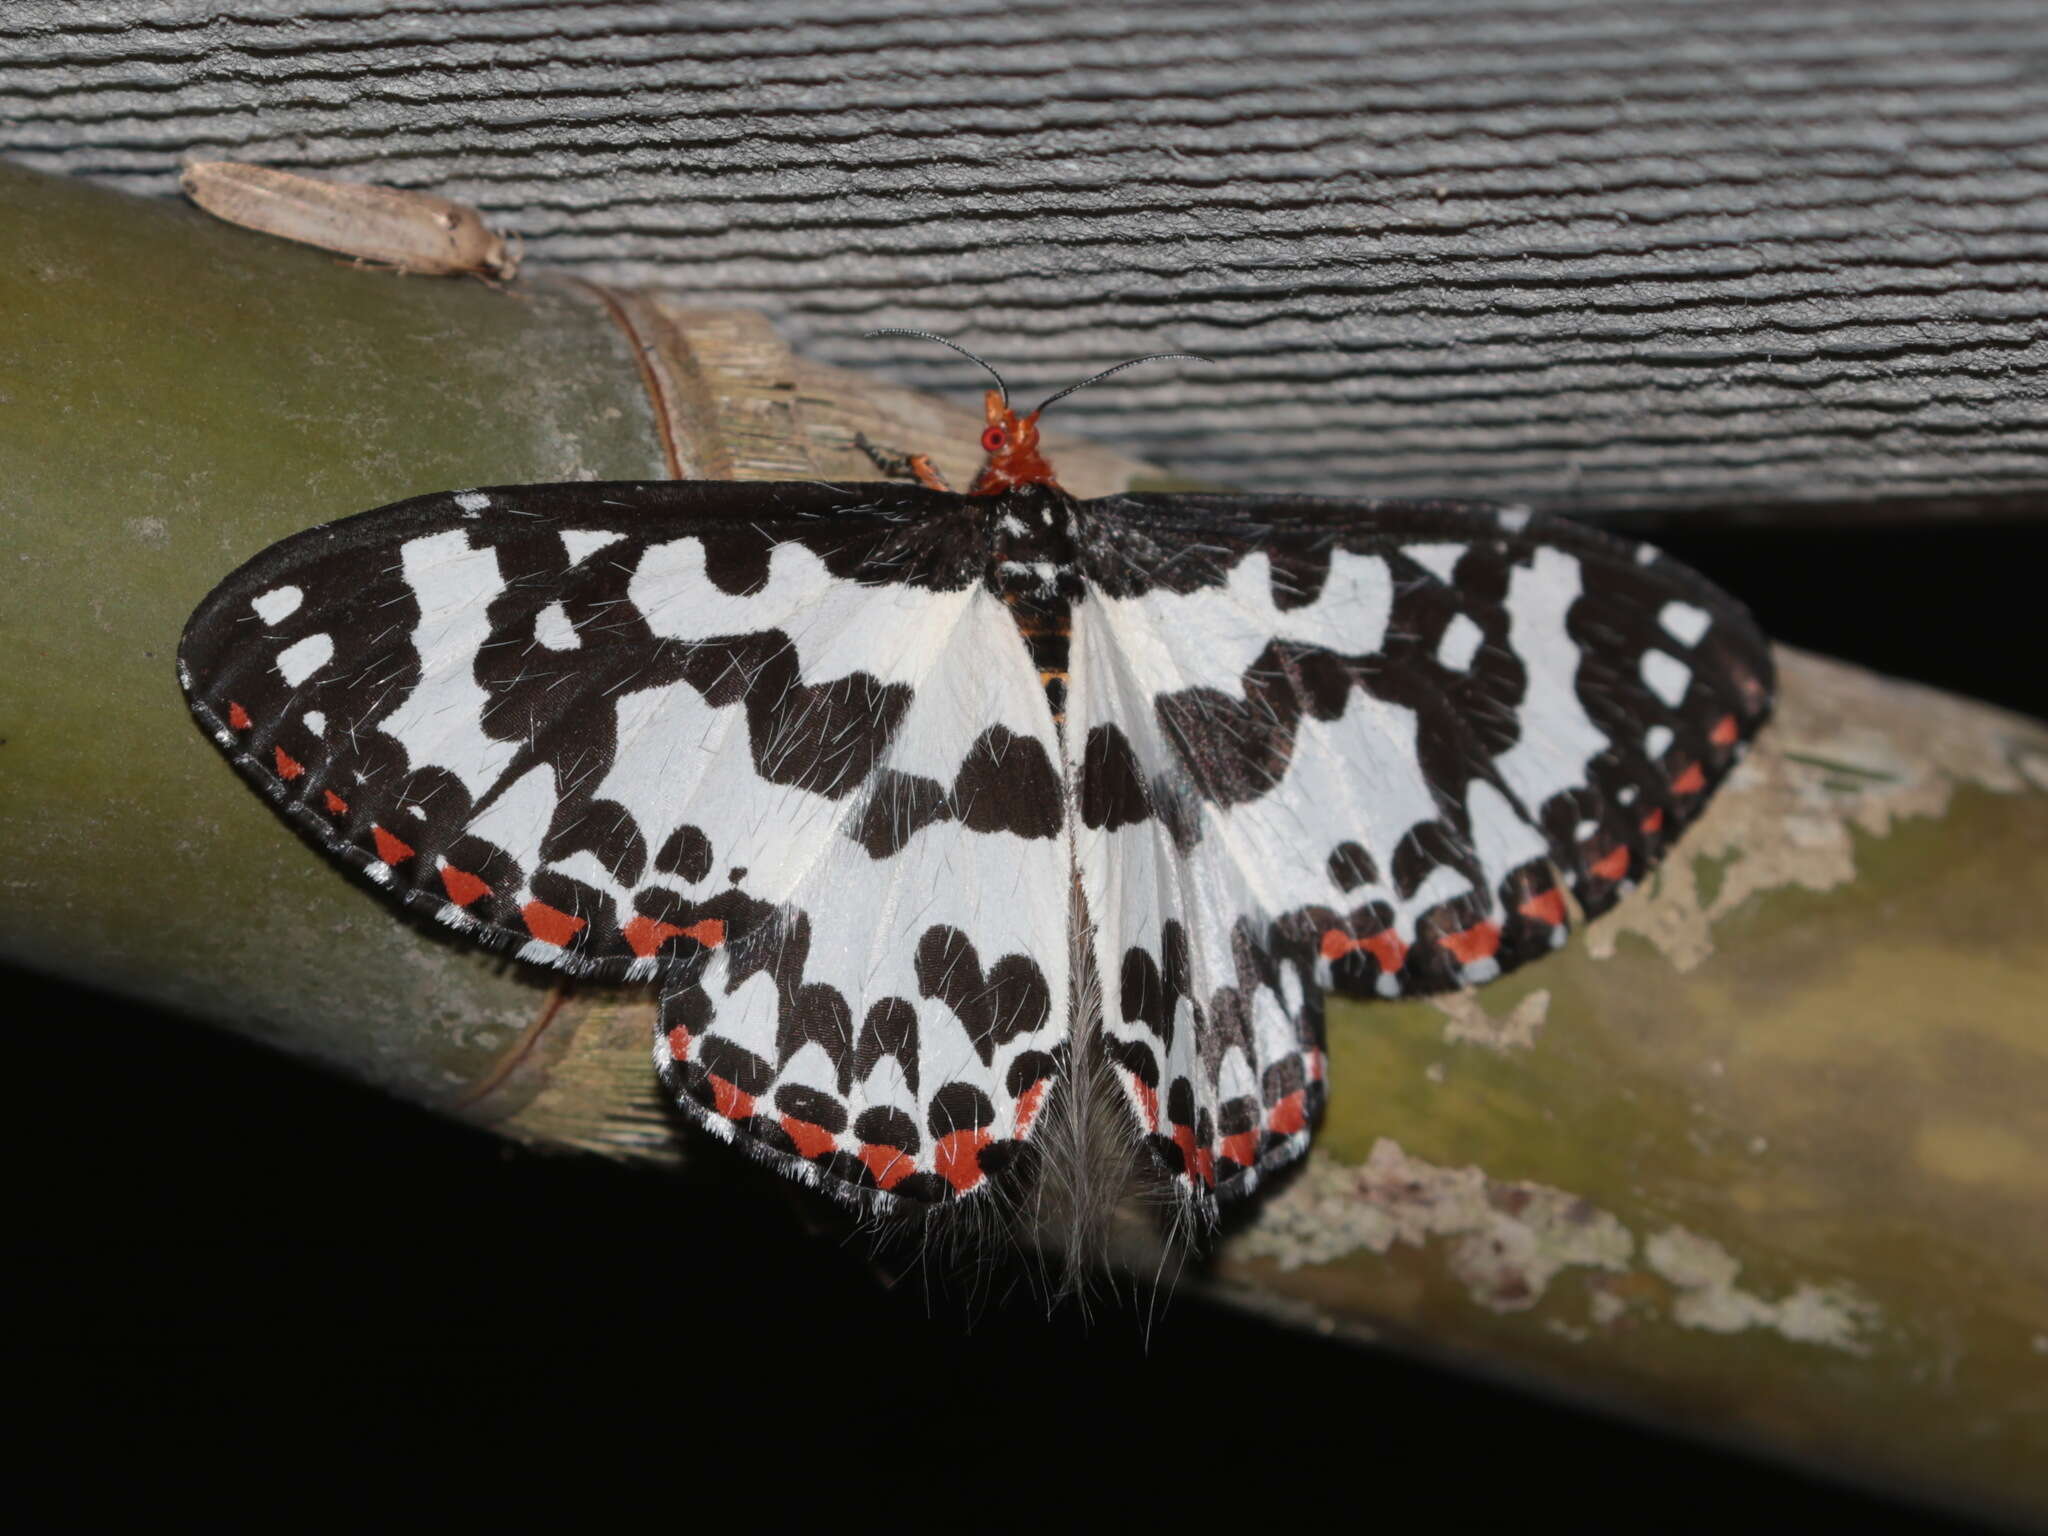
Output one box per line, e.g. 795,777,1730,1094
1208,695,1467,944
633,537,841,648
706,956,780,1060
377,530,520,799
251,585,302,625
561,529,625,565
1403,543,1465,583
629,679,833,883
1659,600,1712,647
274,631,332,686
1463,778,1552,947
533,600,580,650
1491,548,1611,817
466,763,559,864
1641,649,1692,707
1094,548,1393,705
1437,612,1485,671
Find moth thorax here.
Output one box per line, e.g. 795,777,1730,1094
986,483,1074,545
986,486,1081,600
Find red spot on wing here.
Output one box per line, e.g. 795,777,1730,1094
1640,807,1665,835
1518,888,1568,927
622,914,723,958
1439,922,1501,966
273,746,304,780
227,701,252,731
520,900,585,947
664,1025,691,1060
1364,930,1408,972
708,1074,754,1121
371,825,415,865
322,789,349,816
935,1128,991,1194
1671,762,1707,795
1220,1130,1260,1169
1193,1145,1216,1188
859,1144,914,1191
1267,1089,1309,1137
1013,1077,1049,1138
1171,1122,1204,1184
1321,927,1407,973
439,865,489,907
780,1117,838,1161
1130,1073,1161,1132
1590,845,1631,882
622,915,683,958
1710,713,1740,747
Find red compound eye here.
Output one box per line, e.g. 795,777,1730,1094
980,426,1007,453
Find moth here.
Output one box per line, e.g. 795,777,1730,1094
179,334,1771,1248
180,161,520,283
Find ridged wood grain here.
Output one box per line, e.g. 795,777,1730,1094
5,0,2047,518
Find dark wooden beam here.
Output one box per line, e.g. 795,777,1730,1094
5,0,2044,518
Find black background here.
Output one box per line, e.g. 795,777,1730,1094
15,515,2044,1528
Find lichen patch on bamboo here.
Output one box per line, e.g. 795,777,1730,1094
1644,1225,1879,1352
1231,1140,1633,1313
1231,1143,1884,1354
1430,986,1552,1051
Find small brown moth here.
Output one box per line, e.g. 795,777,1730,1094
180,161,520,283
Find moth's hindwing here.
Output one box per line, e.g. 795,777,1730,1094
1069,492,1772,1206
177,481,1069,1212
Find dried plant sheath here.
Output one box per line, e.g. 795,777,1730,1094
180,161,518,281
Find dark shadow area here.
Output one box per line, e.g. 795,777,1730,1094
9,967,2012,1529
1611,515,2048,722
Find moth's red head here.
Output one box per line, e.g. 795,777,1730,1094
970,390,1058,495
865,329,1209,495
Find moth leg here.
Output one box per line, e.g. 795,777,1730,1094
854,431,953,492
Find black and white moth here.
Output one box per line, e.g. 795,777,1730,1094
178,340,1771,1239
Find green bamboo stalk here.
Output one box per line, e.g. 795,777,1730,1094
0,160,665,1103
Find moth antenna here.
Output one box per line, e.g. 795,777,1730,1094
1032,353,1214,416
865,328,1011,408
